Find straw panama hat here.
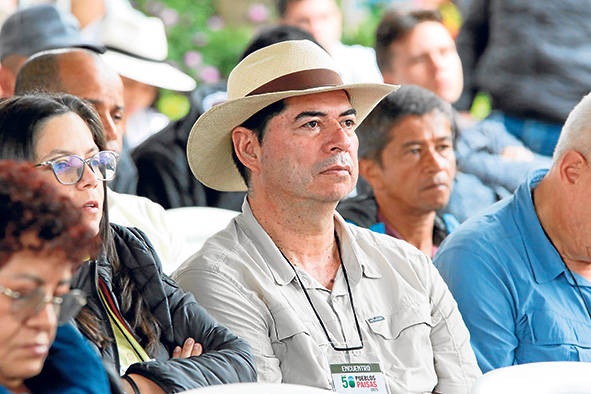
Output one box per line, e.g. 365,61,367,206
187,39,399,191
98,10,196,92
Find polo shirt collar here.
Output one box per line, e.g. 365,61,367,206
512,169,565,284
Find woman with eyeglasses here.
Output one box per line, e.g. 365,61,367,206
0,159,110,394
0,93,256,394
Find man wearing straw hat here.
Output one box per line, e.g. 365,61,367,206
173,40,480,393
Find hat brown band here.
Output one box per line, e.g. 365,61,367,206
246,68,343,96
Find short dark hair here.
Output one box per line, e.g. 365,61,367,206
357,84,453,165
232,100,286,186
0,160,99,266
375,8,443,75
241,25,322,60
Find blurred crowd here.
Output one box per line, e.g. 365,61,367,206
1,0,591,393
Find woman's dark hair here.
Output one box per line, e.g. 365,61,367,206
0,93,161,355
0,160,99,266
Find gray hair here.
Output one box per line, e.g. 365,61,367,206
553,91,591,164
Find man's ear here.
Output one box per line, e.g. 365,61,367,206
232,126,261,175
359,158,385,192
559,150,587,185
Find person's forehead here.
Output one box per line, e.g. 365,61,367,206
284,89,352,110
285,0,338,18
390,111,452,140
391,21,453,56
61,67,123,108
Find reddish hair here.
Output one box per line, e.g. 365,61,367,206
0,160,99,266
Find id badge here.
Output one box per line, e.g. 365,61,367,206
330,363,388,393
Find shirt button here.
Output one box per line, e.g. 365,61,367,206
126,352,135,361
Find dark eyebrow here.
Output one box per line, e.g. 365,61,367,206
340,108,356,117
85,99,103,107
401,141,423,149
85,100,124,113
295,111,327,121
40,147,99,163
9,274,71,287
294,108,357,122
401,135,453,149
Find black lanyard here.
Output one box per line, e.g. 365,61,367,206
281,235,364,351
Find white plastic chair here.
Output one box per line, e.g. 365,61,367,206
164,206,239,266
470,361,591,394
179,382,330,394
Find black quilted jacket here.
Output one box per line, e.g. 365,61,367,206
72,224,256,393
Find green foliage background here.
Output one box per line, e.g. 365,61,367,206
131,1,474,119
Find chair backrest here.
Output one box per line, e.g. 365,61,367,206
470,361,591,394
164,206,239,268
179,383,330,394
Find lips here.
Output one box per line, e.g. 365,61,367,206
82,200,100,212
316,154,354,176
21,343,50,357
421,173,451,192
321,164,351,175
422,182,448,191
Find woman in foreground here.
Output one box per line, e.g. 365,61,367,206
0,160,109,394
0,93,256,394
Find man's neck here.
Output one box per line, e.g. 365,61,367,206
248,193,341,289
534,175,591,282
375,194,435,256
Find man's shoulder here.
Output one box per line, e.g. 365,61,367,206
434,198,518,268
344,220,432,269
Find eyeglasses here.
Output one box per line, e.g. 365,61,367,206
36,151,119,185
0,286,87,325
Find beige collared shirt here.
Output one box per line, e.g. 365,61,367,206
172,201,480,393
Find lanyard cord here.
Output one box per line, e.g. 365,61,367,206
564,264,591,320
281,234,364,351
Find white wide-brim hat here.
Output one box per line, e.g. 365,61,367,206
98,9,196,92
187,40,399,191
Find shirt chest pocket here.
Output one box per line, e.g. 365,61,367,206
365,302,433,340
520,309,591,362
270,307,332,387
364,302,435,379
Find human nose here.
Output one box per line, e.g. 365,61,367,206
327,120,355,153
77,161,100,189
428,52,446,73
26,301,58,330
424,148,449,173
101,114,123,153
